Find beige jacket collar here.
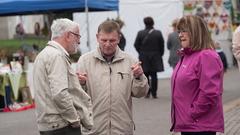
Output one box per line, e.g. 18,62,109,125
47,40,71,64
93,46,124,63
47,40,69,57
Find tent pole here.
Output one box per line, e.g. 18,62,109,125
117,9,120,18
117,0,120,18
85,0,91,51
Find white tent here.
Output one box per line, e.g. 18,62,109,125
73,0,183,78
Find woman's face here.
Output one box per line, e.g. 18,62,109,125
178,29,190,48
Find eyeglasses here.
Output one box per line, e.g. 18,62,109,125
177,29,188,34
69,31,81,38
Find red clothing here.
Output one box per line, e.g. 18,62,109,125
171,49,224,133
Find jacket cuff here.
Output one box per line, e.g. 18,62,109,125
135,75,143,80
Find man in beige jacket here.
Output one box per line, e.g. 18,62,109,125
77,20,149,135
33,18,93,135
233,25,240,72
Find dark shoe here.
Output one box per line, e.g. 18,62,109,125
152,95,158,99
145,94,150,98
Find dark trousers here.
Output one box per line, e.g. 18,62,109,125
40,126,81,135
144,71,158,97
5,86,12,106
181,132,216,135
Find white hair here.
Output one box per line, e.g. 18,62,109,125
50,18,79,40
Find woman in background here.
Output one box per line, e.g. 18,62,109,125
167,19,181,69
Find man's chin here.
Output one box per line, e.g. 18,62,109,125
103,52,114,57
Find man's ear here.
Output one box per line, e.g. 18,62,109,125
66,31,70,38
65,32,71,42
96,34,100,42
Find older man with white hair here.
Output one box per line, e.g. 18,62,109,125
33,18,93,135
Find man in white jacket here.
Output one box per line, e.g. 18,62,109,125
33,18,93,135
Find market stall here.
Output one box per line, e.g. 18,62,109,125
0,62,33,112
0,0,119,112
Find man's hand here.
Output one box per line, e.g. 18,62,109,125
77,72,87,85
131,61,143,79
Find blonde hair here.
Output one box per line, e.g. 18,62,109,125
177,15,215,50
97,20,120,34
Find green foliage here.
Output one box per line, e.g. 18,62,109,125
0,38,47,55
70,51,81,62
41,22,49,37
0,38,82,62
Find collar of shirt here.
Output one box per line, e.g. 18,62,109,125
177,47,195,56
48,40,69,57
93,46,124,63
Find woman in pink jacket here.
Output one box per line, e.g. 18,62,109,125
170,15,224,135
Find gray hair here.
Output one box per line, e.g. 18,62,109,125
50,18,79,40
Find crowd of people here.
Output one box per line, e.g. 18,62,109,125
32,13,240,135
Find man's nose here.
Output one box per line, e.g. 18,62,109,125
77,38,80,45
104,41,112,46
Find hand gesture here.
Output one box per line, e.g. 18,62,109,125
131,61,143,79
76,72,87,85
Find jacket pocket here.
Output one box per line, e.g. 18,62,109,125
116,71,131,96
188,106,198,124
177,106,196,127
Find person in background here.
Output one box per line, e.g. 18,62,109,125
16,23,25,36
232,25,240,72
33,18,93,135
115,17,126,51
167,19,181,69
134,16,164,98
170,15,224,135
34,22,41,36
214,41,228,72
77,20,149,135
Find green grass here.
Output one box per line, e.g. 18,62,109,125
0,38,81,62
0,38,48,54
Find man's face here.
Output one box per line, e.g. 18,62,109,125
68,28,81,54
96,31,120,57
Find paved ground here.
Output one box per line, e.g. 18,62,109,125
133,67,240,135
0,67,240,135
223,105,240,135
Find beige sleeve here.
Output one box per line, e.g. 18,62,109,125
48,55,79,123
232,27,240,71
131,74,149,98
76,56,88,91
233,29,240,60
